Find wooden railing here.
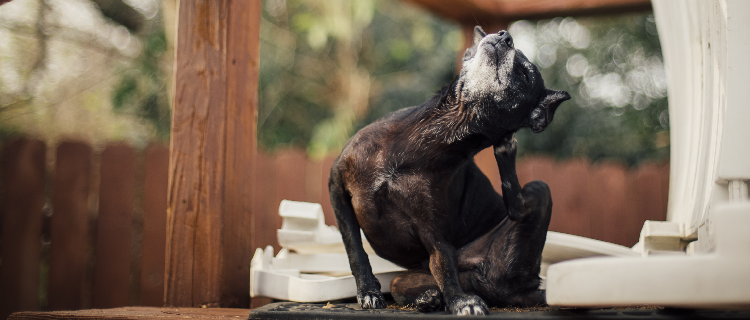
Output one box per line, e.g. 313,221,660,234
0,139,170,319
0,138,668,317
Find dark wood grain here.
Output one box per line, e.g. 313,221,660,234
274,148,309,204
474,147,502,194
403,0,651,25
0,139,46,319
251,152,279,253
93,144,137,308
624,168,640,247
587,161,628,246
139,145,169,307
221,0,260,307
166,0,260,308
249,151,276,309
549,158,591,238
9,307,250,320
319,155,338,227
48,142,93,311
660,162,670,221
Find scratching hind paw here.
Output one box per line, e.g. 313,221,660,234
415,289,443,312
357,290,386,309
447,294,488,316
494,133,517,156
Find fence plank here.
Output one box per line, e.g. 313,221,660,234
623,169,640,247
275,148,309,203
252,152,279,252
250,151,276,309
587,162,628,246
548,159,591,238
306,159,323,207
139,145,169,307
93,144,137,308
273,148,309,251
48,142,92,311
636,163,662,218
517,156,555,186
319,155,337,227
660,162,670,222
0,139,46,319
474,147,502,194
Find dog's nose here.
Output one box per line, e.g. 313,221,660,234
498,30,513,48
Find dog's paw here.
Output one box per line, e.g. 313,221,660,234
415,289,444,312
357,290,386,309
494,133,517,157
447,294,488,316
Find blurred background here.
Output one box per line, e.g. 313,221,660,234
258,0,669,165
0,0,174,148
0,0,668,165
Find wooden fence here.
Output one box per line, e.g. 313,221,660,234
0,138,668,317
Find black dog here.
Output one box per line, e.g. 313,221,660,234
329,27,570,315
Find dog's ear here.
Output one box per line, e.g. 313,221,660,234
529,90,571,133
462,26,487,61
473,26,486,45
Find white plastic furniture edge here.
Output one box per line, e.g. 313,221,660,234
547,203,750,308
250,245,403,303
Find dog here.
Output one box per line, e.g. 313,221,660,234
328,26,570,315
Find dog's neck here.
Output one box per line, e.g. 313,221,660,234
403,83,506,160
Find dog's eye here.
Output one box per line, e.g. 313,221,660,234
520,68,530,85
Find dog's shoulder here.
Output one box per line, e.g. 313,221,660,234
332,106,423,177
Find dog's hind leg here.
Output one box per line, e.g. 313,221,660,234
329,167,386,309
390,270,444,312
456,181,552,307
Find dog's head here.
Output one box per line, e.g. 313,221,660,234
457,26,570,135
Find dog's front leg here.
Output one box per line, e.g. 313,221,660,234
329,176,385,309
426,239,488,315
494,133,523,220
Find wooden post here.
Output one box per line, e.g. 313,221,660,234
165,0,259,308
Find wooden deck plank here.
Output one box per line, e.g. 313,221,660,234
9,307,249,320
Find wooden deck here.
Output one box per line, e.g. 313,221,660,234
8,307,249,320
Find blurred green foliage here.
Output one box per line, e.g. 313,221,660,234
511,14,669,165
111,23,171,140
259,0,459,157
260,1,669,165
